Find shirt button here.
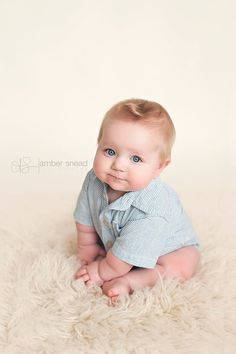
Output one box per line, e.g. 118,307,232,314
103,218,110,227
106,241,113,249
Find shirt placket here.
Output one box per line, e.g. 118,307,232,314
99,185,114,251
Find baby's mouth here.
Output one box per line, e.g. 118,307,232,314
108,173,125,181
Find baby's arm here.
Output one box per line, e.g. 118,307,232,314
76,222,106,265
98,250,133,281
76,250,133,286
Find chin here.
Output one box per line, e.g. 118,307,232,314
107,180,125,191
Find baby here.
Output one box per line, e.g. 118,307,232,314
74,98,200,304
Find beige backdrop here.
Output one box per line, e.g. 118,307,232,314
0,2,236,353
0,0,235,235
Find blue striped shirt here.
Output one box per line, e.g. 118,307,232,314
73,169,199,268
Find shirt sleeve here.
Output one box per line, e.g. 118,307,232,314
73,172,94,227
111,216,170,268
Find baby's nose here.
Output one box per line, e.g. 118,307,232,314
111,157,126,171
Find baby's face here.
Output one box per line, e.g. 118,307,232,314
93,119,168,192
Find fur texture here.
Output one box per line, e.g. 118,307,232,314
0,187,235,354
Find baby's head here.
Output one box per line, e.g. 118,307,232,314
97,98,175,163
93,98,176,192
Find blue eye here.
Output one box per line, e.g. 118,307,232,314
131,155,142,163
105,148,116,156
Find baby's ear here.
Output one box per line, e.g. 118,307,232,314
162,159,171,168
156,159,171,176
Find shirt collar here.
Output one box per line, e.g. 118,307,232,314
102,176,161,212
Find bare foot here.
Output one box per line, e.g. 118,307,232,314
102,276,133,304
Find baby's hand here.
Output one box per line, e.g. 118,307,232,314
77,243,106,265
75,260,104,287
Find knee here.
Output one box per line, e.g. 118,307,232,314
179,248,201,280
158,247,200,281
180,266,195,281
165,262,196,282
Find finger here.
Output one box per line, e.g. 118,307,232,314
78,268,87,276
82,274,90,282
86,280,94,287
75,272,90,282
75,268,87,279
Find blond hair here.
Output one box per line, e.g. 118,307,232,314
97,98,176,162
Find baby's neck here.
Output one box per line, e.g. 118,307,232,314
107,187,126,204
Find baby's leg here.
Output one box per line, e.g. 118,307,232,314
102,265,165,304
102,246,200,303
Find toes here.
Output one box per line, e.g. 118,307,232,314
102,278,131,300
111,295,119,305
102,280,114,295
82,274,90,282
108,288,118,297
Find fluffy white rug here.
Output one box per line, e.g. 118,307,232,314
0,184,235,354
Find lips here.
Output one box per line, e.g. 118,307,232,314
108,174,125,181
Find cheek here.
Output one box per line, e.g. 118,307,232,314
92,154,100,173
130,168,149,179
128,168,154,189
93,154,107,173
128,170,147,188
